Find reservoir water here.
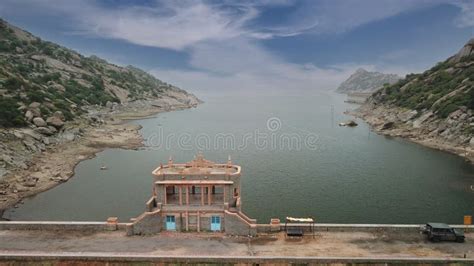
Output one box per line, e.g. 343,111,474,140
4,91,474,224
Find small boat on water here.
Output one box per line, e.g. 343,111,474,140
100,166,108,170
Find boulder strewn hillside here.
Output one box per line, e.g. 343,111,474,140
336,68,401,93
0,18,200,128
0,19,202,208
355,38,474,162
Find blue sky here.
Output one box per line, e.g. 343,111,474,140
0,0,473,93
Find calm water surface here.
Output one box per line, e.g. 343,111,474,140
4,91,474,223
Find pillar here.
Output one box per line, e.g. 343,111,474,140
201,185,205,205
197,211,201,232
186,186,189,205
208,185,212,205
223,185,226,204
179,186,182,205
164,185,167,205
185,211,189,231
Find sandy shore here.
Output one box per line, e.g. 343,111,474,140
0,105,191,215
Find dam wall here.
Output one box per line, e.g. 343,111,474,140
256,223,474,233
0,253,473,265
0,221,127,231
0,221,473,233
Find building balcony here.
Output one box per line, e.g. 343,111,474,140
165,193,224,206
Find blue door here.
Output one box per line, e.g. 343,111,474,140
211,216,221,231
166,215,176,231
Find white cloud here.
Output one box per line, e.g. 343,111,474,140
0,0,468,93
68,1,260,50
4,0,469,49
151,39,365,94
89,2,261,50
453,1,474,27
299,0,436,34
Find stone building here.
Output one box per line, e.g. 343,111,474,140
127,154,257,236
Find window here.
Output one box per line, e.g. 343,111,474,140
166,216,175,222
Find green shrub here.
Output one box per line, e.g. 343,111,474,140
0,97,26,127
438,103,459,118
3,76,23,91
469,88,474,110
35,72,61,83
26,85,46,103
0,41,13,52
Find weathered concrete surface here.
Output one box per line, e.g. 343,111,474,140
0,254,473,265
2,221,472,234
0,230,472,263
0,221,119,231
128,210,161,235
225,211,257,236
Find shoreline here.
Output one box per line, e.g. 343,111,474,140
349,106,474,164
0,104,195,216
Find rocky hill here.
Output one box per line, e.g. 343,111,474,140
355,38,474,162
336,68,401,93
0,19,202,205
0,18,200,129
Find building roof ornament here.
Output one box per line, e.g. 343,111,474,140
190,153,215,168
152,154,241,176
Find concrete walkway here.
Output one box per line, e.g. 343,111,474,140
0,230,472,263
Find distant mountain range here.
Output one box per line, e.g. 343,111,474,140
355,38,474,162
336,68,401,93
0,18,200,128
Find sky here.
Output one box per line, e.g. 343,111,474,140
0,0,473,95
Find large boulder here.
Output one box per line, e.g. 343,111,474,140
13,131,24,139
398,110,418,122
413,111,433,128
449,38,474,63
449,109,463,119
381,121,395,130
339,120,358,127
34,127,55,136
28,102,41,109
52,111,65,121
22,129,42,140
29,107,41,118
24,110,33,121
46,116,64,128
32,117,47,127
50,83,65,93
23,176,38,187
28,102,42,117
48,126,58,134
105,101,113,109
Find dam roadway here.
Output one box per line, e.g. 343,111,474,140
0,224,473,264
